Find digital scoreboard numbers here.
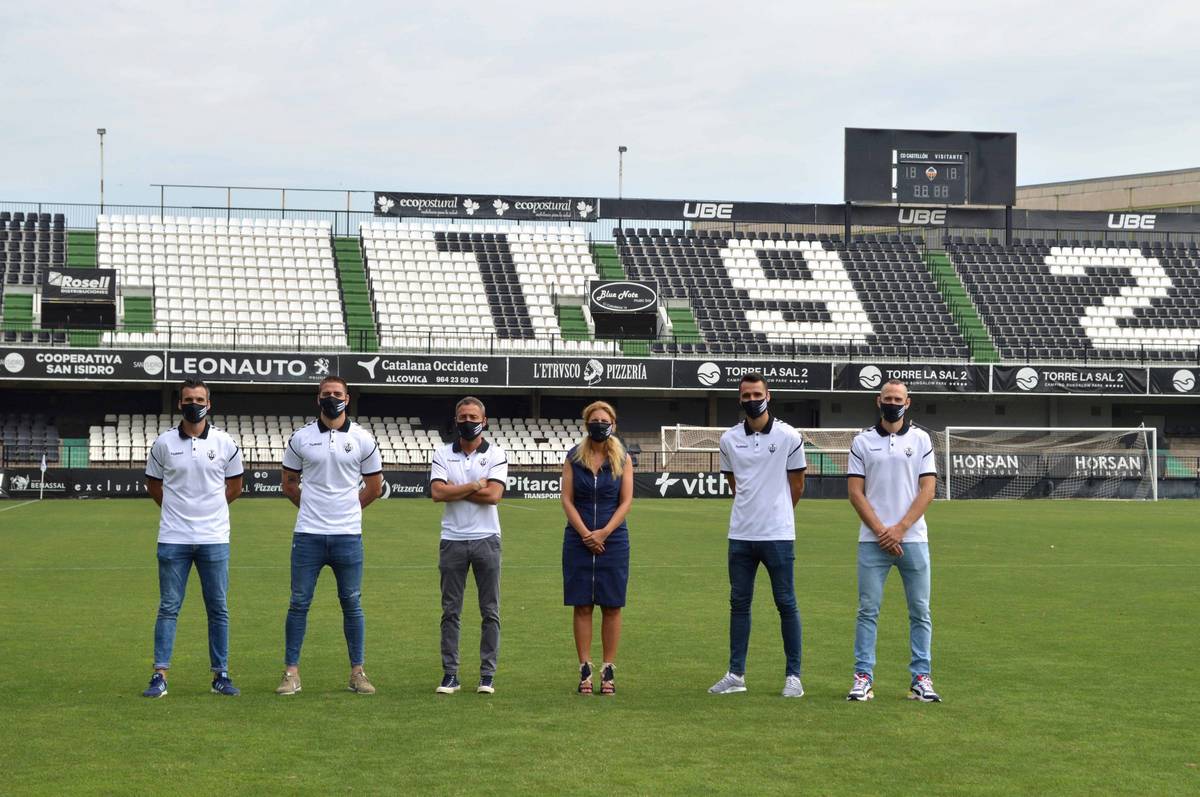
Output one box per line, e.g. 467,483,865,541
893,150,968,204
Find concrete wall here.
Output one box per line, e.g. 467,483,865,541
1017,168,1200,212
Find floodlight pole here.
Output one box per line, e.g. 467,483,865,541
618,146,627,198
97,128,107,212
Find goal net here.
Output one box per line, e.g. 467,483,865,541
944,426,1157,500
660,425,868,476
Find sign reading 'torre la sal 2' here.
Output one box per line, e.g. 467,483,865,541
834,363,990,393
992,365,1148,395
588,281,659,313
166,351,339,384
672,359,832,390
1148,367,1200,395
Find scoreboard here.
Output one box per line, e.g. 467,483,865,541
894,150,968,204
844,128,1016,206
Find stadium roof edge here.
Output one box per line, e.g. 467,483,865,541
1019,166,1200,191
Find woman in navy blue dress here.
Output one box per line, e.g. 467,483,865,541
560,400,633,695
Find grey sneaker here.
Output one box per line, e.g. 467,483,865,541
275,671,301,695
781,675,805,698
708,672,747,694
847,673,874,701
908,674,941,702
349,670,375,694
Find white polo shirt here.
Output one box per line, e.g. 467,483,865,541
719,416,807,541
430,439,509,541
146,423,243,545
282,416,383,536
847,421,937,543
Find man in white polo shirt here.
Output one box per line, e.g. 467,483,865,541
429,396,508,695
708,372,807,698
142,379,244,698
276,375,383,696
846,378,940,703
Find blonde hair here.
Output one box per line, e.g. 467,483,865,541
571,400,626,478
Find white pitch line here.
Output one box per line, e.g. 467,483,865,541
0,500,37,514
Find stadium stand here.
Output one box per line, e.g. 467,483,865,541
95,216,348,349
0,413,60,463
1,211,65,287
616,229,969,359
1,213,67,344
950,239,1200,361
360,222,619,354
85,413,591,469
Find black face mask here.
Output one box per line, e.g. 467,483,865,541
740,398,769,419
181,403,208,424
880,403,907,423
319,396,347,419
587,422,613,442
457,420,484,441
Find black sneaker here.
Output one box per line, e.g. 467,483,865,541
436,673,461,694
211,671,241,696
477,675,495,694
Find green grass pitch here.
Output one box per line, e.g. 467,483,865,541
1,497,1197,795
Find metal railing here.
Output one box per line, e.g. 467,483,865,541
5,318,1198,365
9,442,1200,480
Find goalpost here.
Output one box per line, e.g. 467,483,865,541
943,426,1157,501
660,425,869,476
661,424,1158,500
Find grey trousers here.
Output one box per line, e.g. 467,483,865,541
439,535,501,677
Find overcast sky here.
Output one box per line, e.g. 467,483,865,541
3,1,1198,210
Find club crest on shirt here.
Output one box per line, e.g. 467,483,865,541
208,449,215,460
905,447,913,457
344,441,353,453
479,457,488,467
768,443,777,453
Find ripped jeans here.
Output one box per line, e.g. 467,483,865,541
284,533,365,666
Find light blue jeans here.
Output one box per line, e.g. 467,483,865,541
854,541,931,680
153,543,230,672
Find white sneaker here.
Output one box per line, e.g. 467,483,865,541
708,672,747,694
846,673,874,701
908,674,941,702
781,675,805,698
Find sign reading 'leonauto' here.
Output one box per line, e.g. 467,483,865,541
588,281,658,313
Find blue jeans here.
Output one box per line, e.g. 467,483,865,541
854,541,932,679
285,533,365,667
153,543,230,672
728,539,802,677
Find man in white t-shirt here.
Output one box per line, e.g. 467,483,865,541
429,396,508,695
142,379,244,698
708,373,808,698
846,378,940,703
276,375,384,696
